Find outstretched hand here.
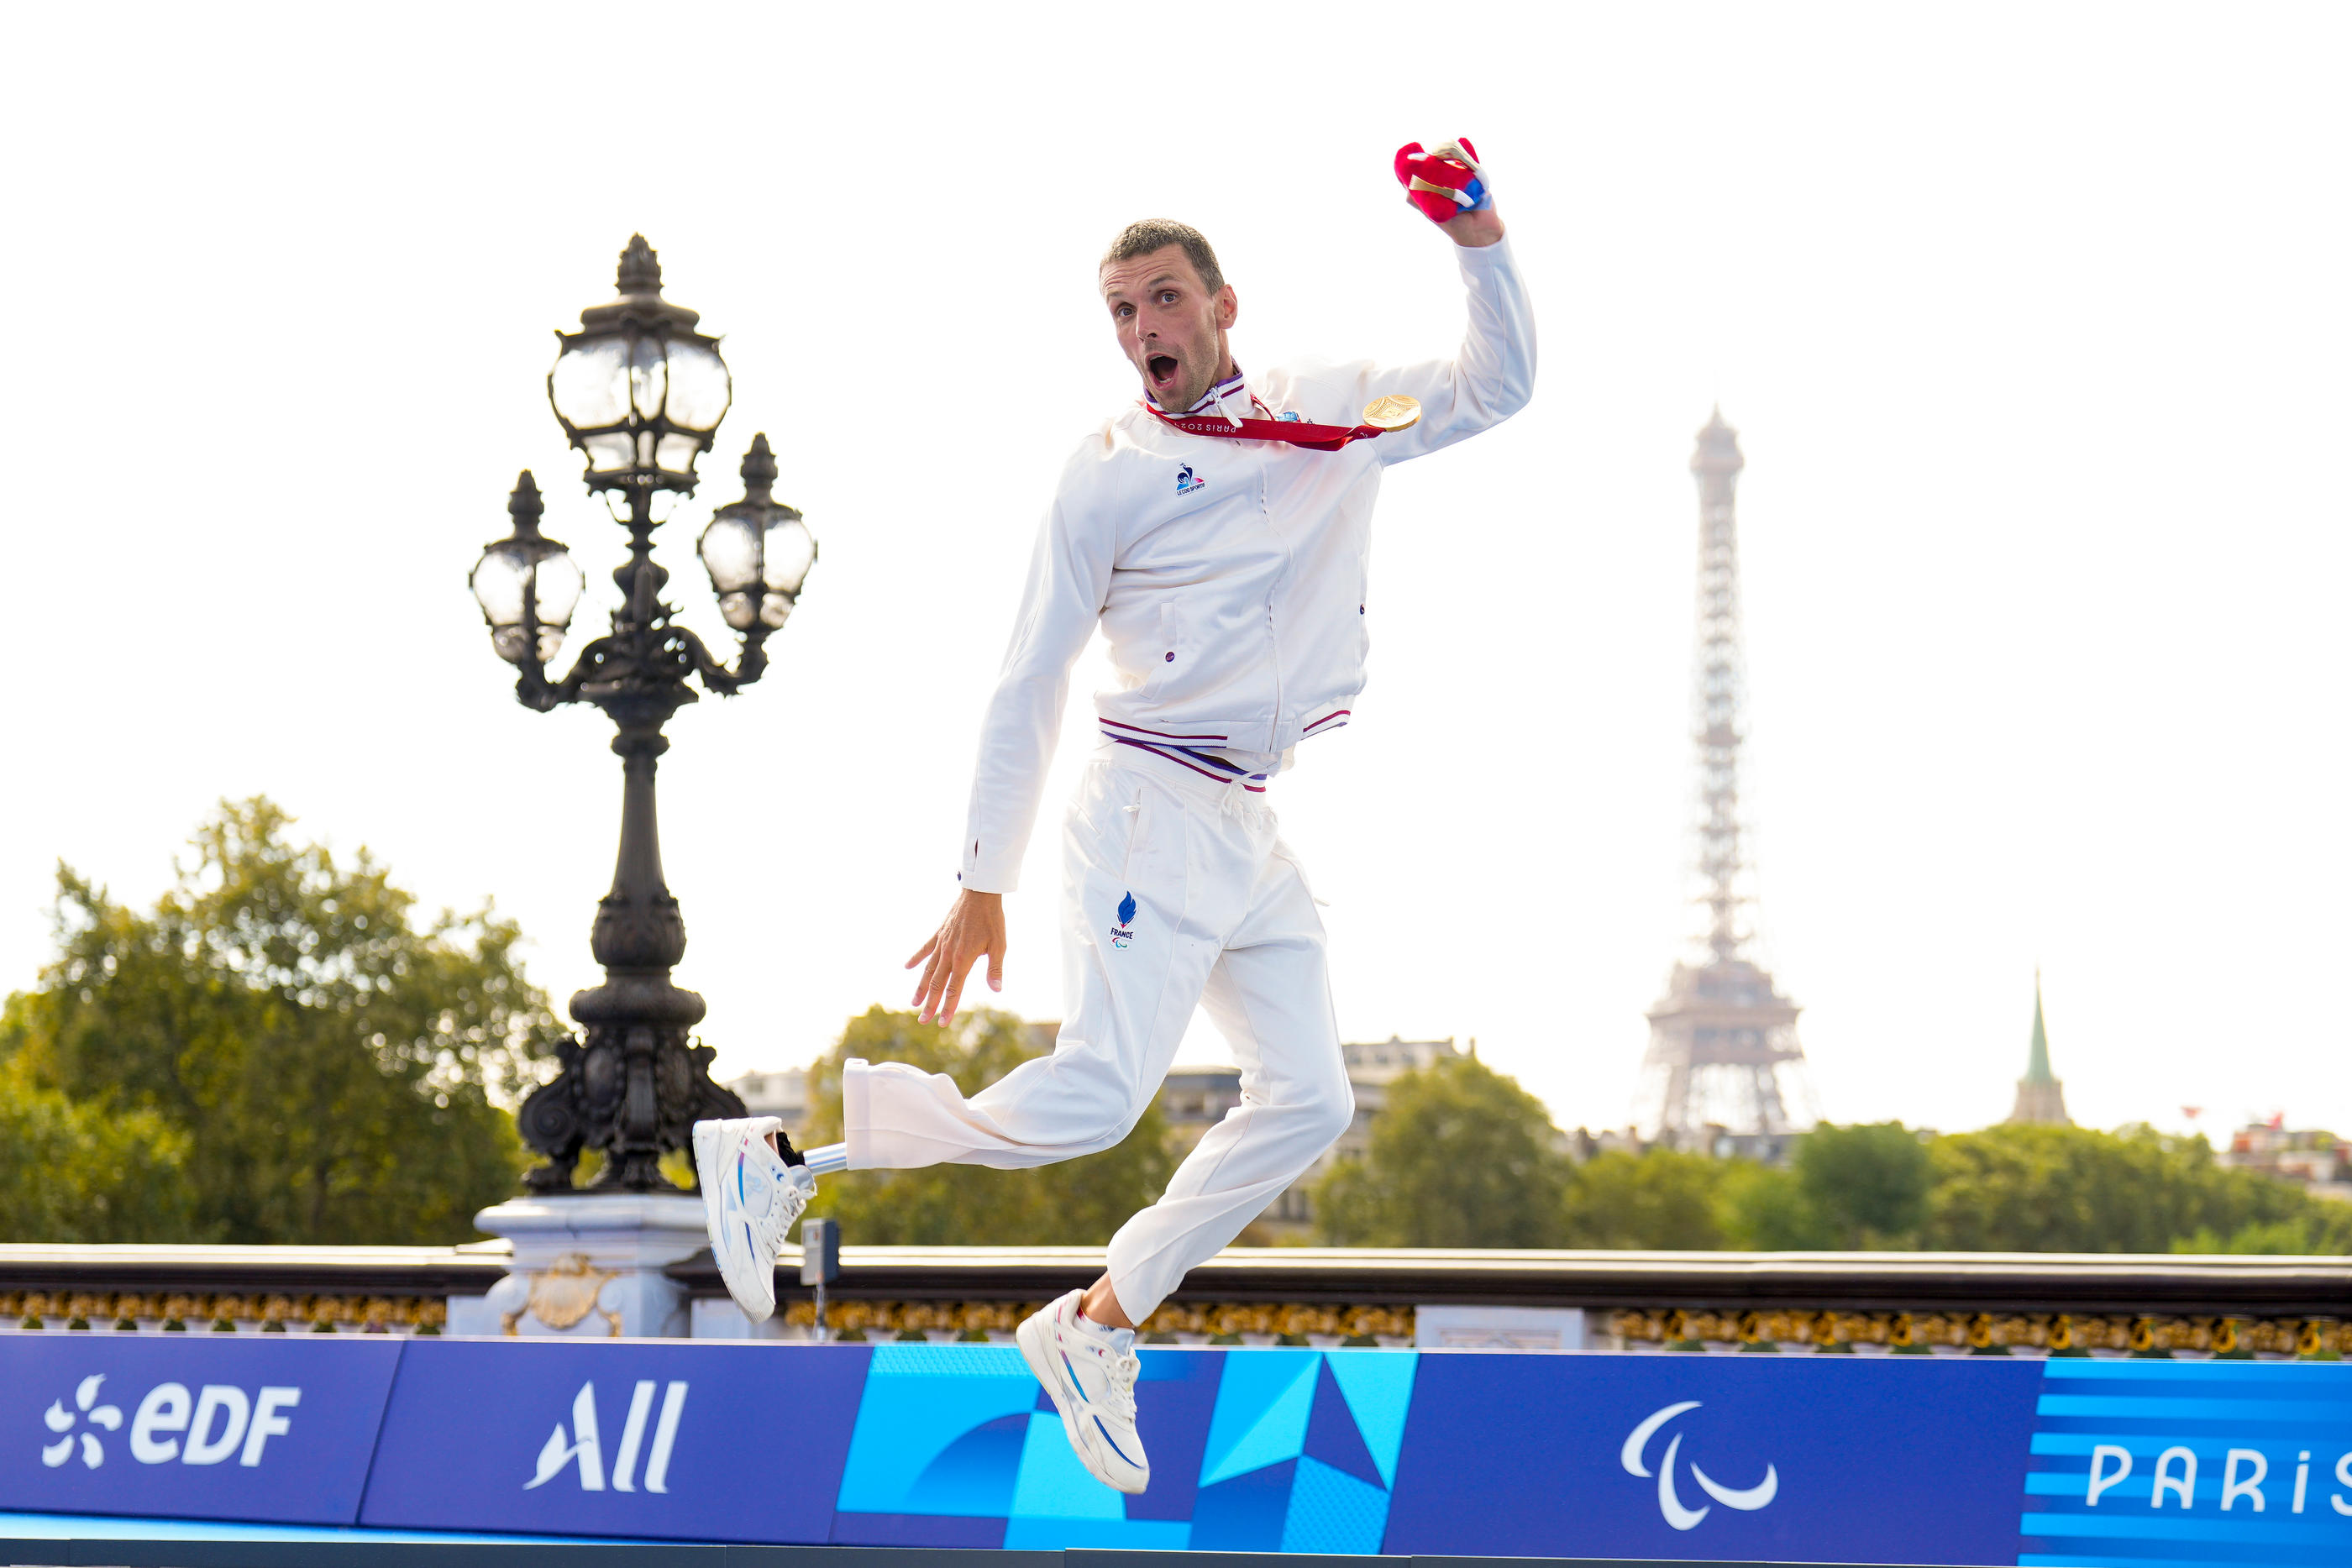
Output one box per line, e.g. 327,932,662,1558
906,889,1006,1025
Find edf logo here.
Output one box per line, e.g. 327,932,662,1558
526,1380,690,1493
43,1375,299,1470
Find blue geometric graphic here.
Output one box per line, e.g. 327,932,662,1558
1123,1348,1223,1522
1281,1455,1389,1554
1010,1413,1123,1518
1192,1349,1410,1554
835,1344,1036,1516
1302,1361,1383,1488
1324,1348,1416,1486
909,1414,1029,1516
1190,1456,1297,1550
1201,1350,1319,1485
832,1343,1236,1547
829,1345,1407,1553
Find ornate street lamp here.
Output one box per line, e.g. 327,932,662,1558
469,235,815,1193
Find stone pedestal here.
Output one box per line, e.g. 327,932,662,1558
449,1194,708,1339
689,1298,799,1340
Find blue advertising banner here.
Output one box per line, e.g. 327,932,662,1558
1386,1350,2043,1566
0,1335,401,1526
357,1338,869,1543
6,1331,2350,1565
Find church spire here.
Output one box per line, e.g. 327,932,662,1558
2022,972,2055,1084
2008,970,2071,1125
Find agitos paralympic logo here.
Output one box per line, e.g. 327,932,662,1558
1620,1400,1779,1531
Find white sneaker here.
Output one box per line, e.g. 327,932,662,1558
1016,1289,1149,1494
691,1117,814,1324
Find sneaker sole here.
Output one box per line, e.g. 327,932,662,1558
701,1131,776,1324
1016,1314,1147,1495
691,1124,725,1253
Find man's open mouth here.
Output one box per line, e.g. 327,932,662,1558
1147,354,1179,388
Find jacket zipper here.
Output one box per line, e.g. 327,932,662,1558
1263,451,1288,747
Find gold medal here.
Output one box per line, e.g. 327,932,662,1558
1361,394,1421,432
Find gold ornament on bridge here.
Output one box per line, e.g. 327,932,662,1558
510,1253,619,1336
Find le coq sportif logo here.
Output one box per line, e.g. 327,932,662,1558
526,1380,690,1494
1620,1400,1779,1531
43,1375,300,1470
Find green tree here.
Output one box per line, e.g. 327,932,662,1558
0,798,563,1244
1919,1122,2339,1254
799,1006,1176,1245
1715,1161,1814,1249
1561,1148,1730,1249
0,1058,196,1241
1800,1122,1932,1245
2171,1214,2352,1255
1314,1055,1570,1246
1714,1124,1935,1250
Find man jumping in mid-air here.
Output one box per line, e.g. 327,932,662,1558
696,138,1534,1494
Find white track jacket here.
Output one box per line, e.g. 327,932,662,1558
958,238,1536,894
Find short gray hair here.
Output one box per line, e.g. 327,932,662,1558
1100,219,1224,293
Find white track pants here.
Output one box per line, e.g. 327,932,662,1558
842,745,1352,1320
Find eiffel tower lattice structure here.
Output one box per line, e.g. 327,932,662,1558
1633,410,1816,1149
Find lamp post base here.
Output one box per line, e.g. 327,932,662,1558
454,1193,709,1338
512,713,748,1194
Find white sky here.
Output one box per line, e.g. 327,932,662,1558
3,4,2346,1142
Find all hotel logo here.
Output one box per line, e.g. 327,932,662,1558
526,1380,690,1493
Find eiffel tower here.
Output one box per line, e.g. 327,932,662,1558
1633,410,1814,1149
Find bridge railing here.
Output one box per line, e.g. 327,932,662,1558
3,1241,2344,1356
669,1245,2352,1356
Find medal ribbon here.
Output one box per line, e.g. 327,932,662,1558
1142,402,1389,452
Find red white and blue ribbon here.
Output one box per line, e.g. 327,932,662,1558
1140,402,1393,452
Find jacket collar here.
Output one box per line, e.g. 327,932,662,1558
1147,364,1252,420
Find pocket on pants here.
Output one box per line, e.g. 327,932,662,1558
1067,774,1151,894
1272,842,1331,909
1118,788,1149,883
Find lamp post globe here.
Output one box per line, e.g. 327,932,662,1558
548,234,733,493
469,472,585,664
471,235,811,1195
698,433,817,632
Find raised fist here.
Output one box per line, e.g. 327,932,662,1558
1394,138,1491,225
